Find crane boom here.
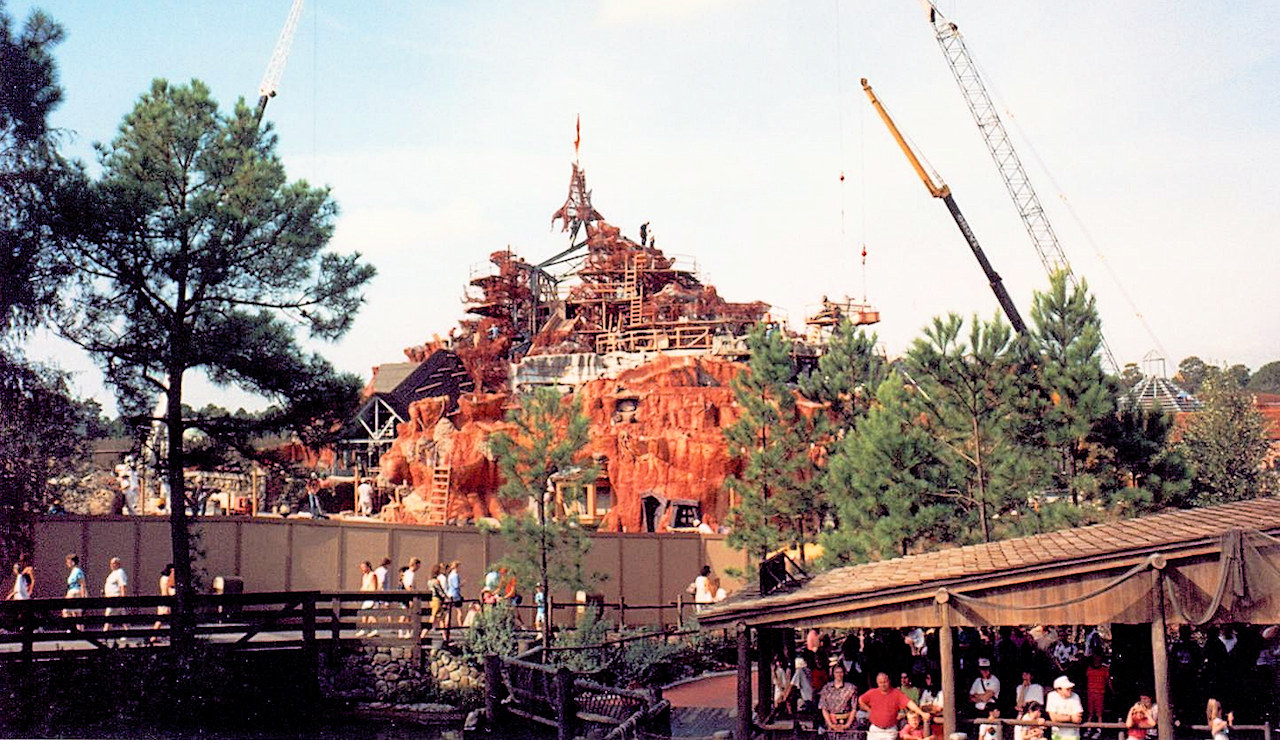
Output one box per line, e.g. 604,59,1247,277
922,2,1118,372
861,79,1027,334
256,0,306,122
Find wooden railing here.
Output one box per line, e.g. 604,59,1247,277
0,591,696,657
487,648,668,740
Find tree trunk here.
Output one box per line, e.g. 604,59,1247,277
539,488,551,651
166,374,193,644
973,416,990,543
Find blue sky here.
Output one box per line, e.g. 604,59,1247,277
14,0,1280,413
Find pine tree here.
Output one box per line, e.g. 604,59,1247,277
1092,406,1190,513
1026,272,1115,505
487,387,596,648
1180,375,1275,505
797,320,888,433
59,79,374,628
724,323,821,563
820,376,958,565
904,313,1044,542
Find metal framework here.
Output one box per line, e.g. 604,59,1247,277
256,0,306,120
925,3,1119,373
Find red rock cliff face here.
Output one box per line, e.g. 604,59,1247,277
578,354,744,532
379,354,746,532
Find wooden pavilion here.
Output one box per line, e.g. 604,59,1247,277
698,496,1280,740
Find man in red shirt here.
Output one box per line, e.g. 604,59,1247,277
860,672,931,740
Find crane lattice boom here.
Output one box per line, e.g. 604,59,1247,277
924,3,1119,373
256,0,306,120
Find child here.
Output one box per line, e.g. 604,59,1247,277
1016,701,1045,740
1085,654,1111,726
1125,698,1155,740
901,710,929,740
978,706,1002,740
1207,698,1232,740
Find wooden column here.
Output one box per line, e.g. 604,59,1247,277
937,589,958,739
555,665,576,740
757,626,772,723
737,621,753,740
1149,556,1173,740
484,654,504,727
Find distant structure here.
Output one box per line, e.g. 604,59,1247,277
1121,351,1202,413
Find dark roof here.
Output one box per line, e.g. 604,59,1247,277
700,496,1280,626
345,351,476,438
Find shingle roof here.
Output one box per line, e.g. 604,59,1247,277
701,496,1280,624
369,362,423,395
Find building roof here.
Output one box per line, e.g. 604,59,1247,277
368,362,423,396
1121,375,1201,413
700,496,1280,627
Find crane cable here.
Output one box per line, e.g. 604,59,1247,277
836,0,872,305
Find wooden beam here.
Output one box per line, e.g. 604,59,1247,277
1150,557,1173,740
937,589,957,739
737,622,752,740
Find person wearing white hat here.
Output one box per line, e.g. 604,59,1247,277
969,658,1001,716
1046,676,1083,740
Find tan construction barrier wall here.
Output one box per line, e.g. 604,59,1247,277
29,516,750,626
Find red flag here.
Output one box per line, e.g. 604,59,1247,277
574,115,581,158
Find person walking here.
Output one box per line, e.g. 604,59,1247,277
152,563,175,636
357,477,374,516
402,557,421,590
7,563,30,600
356,560,378,637
374,557,392,592
103,557,128,633
446,561,462,634
63,554,86,619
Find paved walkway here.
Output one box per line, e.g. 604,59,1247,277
661,669,757,737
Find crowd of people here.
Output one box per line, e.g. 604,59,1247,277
350,558,536,637
764,624,1275,739
2,553,543,641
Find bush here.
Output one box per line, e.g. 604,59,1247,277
463,602,519,663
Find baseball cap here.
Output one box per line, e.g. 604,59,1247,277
978,658,991,667
1053,676,1074,689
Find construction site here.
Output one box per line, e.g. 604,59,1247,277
347,158,880,534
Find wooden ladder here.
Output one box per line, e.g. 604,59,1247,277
626,254,645,327
424,466,452,525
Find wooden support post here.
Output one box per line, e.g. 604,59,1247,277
331,597,342,642
18,603,33,731
484,654,504,727
555,665,576,740
937,589,958,740
1150,557,1173,740
757,627,771,723
737,622,752,740
302,595,319,706
619,595,627,628
410,596,423,659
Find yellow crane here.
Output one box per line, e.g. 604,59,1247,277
860,78,1027,333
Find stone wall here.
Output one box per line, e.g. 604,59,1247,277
322,643,483,704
